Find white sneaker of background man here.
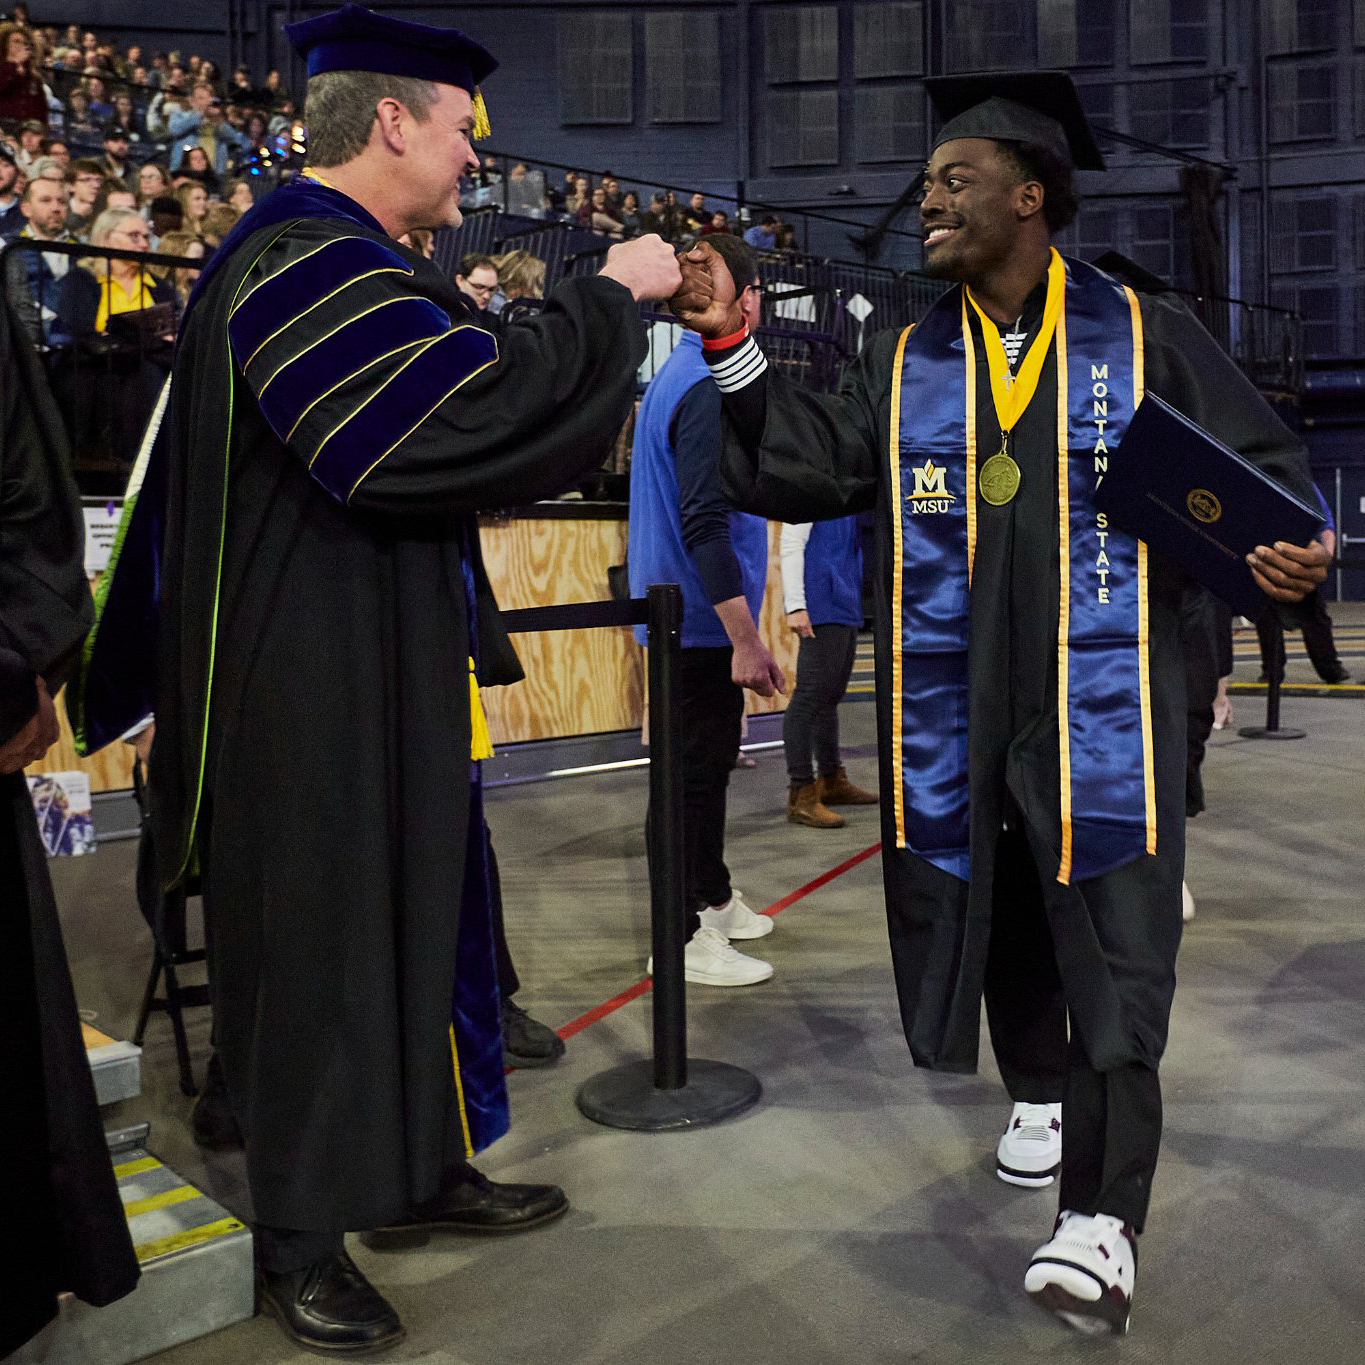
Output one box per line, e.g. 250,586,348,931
996,1101,1062,1187
1024,1209,1137,1335
698,887,772,940
648,926,772,987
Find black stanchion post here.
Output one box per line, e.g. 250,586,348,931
646,582,686,1091
1239,612,1306,741
575,584,762,1131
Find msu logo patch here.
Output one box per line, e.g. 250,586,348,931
906,459,956,515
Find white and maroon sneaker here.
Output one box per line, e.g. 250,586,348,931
996,1102,1062,1187
1024,1210,1136,1335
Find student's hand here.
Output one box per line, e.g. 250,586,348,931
0,677,60,774
787,609,814,639
732,639,787,698
670,242,744,339
1247,538,1329,602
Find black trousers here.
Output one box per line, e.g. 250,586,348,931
1257,591,1345,682
651,646,744,940
782,623,858,784
983,829,1163,1232
1180,587,1223,818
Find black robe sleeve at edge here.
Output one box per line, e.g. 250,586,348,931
717,327,898,524
348,275,647,516
1140,292,1316,508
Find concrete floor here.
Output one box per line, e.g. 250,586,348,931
50,609,1365,1364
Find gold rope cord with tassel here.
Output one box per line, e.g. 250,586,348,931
469,658,494,761
472,89,491,141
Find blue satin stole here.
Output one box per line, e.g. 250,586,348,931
890,256,1155,885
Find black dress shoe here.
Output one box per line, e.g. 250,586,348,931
361,1165,569,1250
502,998,567,1069
258,1251,404,1354
192,1052,245,1151
1318,666,1350,684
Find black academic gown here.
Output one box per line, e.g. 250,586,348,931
152,210,644,1231
0,286,139,1355
720,275,1316,1077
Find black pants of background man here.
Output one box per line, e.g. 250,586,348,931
1256,590,1348,683
648,646,744,942
982,828,1162,1232
783,623,858,785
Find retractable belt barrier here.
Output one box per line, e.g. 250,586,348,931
502,584,762,1130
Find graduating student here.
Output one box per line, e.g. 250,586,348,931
0,267,139,1356
78,4,679,1351
671,72,1328,1335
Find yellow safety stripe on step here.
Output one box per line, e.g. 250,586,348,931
113,1155,162,1179
122,1184,201,1219
135,1215,245,1264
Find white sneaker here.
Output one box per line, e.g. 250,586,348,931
1182,881,1196,922
1024,1210,1136,1335
996,1102,1062,1187
697,889,773,940
647,926,773,987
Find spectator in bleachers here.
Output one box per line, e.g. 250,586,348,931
775,221,798,251
169,83,250,175
148,194,181,239
176,144,221,196
136,160,169,211
455,252,499,327
14,118,45,173
581,184,623,237
242,108,268,148
43,138,67,171
84,73,113,122
601,172,621,212
700,209,732,237
99,125,134,189
147,228,204,306
565,172,588,216
63,87,101,143
619,189,641,237
110,88,142,138
90,181,136,220
491,248,546,303
2,173,73,350
0,22,47,125
224,177,253,213
399,227,435,260
0,145,23,235
744,213,778,249
262,68,288,107
684,190,709,233
196,201,238,250
28,154,61,183
64,160,108,240
175,179,207,233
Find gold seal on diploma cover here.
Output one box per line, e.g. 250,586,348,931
979,451,1021,505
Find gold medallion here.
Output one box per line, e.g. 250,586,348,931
979,451,1021,506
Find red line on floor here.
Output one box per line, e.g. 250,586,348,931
547,841,882,1044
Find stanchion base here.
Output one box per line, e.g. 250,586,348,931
576,1058,761,1132
1236,726,1306,740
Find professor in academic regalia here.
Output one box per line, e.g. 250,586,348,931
671,73,1328,1335
143,5,680,1351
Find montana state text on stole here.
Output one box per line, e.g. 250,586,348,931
888,253,1156,889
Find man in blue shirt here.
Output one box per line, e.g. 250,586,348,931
743,213,777,250
629,233,783,986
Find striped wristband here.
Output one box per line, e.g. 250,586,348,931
703,334,768,394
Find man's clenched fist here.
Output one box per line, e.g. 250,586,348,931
598,234,682,303
669,243,744,339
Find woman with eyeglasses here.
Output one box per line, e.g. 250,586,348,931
53,207,176,477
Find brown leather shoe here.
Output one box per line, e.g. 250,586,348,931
787,781,845,828
817,767,879,806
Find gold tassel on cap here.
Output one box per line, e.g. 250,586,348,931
472,88,491,140
468,658,494,761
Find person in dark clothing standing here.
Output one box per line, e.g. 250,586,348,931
0,252,140,1358
671,72,1327,1334
629,232,783,988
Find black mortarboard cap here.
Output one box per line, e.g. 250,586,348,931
285,4,497,95
925,71,1105,172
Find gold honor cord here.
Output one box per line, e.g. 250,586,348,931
965,248,1067,505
